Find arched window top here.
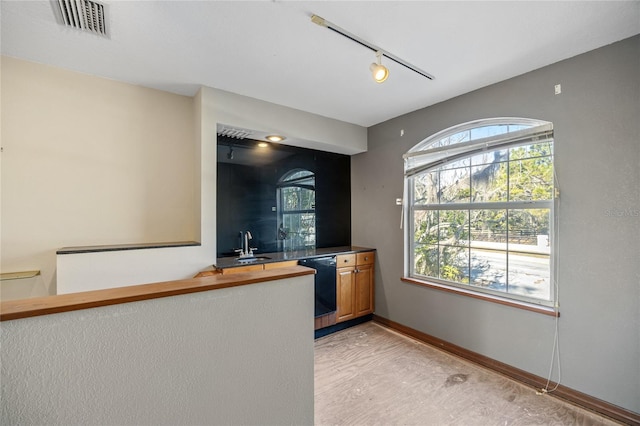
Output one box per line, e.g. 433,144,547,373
278,168,315,188
404,118,553,177
408,117,549,153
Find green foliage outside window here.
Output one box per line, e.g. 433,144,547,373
279,169,315,250
408,122,555,303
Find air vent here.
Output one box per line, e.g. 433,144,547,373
54,0,108,37
218,126,253,140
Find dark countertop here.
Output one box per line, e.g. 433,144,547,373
215,245,375,269
57,241,201,255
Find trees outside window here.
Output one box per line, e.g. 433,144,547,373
405,119,555,305
278,169,315,251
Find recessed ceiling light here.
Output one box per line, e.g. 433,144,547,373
266,135,285,142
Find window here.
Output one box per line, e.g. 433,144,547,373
277,169,316,250
404,118,555,306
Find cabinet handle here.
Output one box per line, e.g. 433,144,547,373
364,257,369,261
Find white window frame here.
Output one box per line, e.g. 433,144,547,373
403,118,557,308
277,168,316,250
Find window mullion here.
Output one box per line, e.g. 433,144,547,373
506,148,511,295
506,209,510,294
283,209,315,214
414,200,552,211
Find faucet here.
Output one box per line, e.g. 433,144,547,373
236,231,255,259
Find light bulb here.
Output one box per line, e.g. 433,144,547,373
266,135,285,142
370,63,389,83
370,51,389,83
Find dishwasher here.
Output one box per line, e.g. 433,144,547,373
299,256,337,318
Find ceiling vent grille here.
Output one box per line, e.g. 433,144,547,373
54,0,108,37
218,127,253,140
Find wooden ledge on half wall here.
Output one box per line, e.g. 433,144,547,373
0,266,315,322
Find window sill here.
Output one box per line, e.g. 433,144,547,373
401,276,559,317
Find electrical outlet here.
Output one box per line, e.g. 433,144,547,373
554,84,562,95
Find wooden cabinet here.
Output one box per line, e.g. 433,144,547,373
355,252,374,317
215,251,375,328
336,251,375,323
336,263,356,322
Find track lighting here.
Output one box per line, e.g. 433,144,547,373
311,14,434,82
370,51,389,83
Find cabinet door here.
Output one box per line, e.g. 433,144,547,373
355,263,374,316
336,266,356,323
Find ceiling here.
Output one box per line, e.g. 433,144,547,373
217,135,296,166
2,1,639,128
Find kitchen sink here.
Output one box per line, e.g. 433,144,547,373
237,256,271,263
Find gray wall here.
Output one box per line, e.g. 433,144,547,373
1,275,315,425
352,35,639,413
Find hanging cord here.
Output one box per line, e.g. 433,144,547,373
540,301,561,394
539,169,562,395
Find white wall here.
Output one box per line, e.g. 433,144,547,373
210,87,367,155
1,57,196,295
53,85,367,294
56,246,208,294
55,86,219,294
1,274,315,425
1,58,366,297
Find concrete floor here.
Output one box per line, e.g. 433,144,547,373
315,321,620,426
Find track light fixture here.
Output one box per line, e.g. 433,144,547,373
311,14,434,82
370,51,389,83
